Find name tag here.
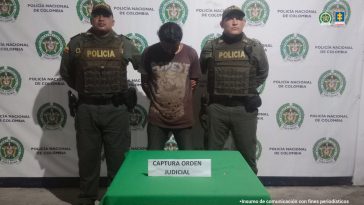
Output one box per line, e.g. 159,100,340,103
215,49,246,61
148,159,211,177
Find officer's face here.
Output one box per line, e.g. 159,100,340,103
91,13,114,33
220,14,245,37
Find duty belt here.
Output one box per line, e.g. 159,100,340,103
210,95,247,107
78,95,114,105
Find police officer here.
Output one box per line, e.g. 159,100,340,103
60,3,140,205
200,6,269,174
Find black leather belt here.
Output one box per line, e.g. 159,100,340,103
78,95,113,105
210,96,246,107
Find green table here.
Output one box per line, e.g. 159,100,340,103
100,151,271,205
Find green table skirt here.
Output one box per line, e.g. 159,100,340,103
100,150,271,205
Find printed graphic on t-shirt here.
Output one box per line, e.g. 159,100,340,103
150,62,190,120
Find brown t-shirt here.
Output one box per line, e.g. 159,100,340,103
140,43,201,128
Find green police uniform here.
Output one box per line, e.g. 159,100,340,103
200,33,268,173
60,30,140,202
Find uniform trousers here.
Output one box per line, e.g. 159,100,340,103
75,103,130,204
207,103,258,174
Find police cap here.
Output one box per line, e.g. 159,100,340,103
222,5,245,20
91,2,113,17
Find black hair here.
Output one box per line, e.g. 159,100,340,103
157,22,183,43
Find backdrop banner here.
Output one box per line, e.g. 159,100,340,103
1,0,364,185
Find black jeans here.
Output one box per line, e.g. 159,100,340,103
147,123,193,150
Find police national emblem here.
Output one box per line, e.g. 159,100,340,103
35,31,66,59
242,0,270,26
0,136,24,164
37,102,67,130
0,66,21,95
159,0,188,24
0,0,19,22
313,137,340,163
280,33,309,62
164,135,179,151
318,70,346,97
276,103,304,130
